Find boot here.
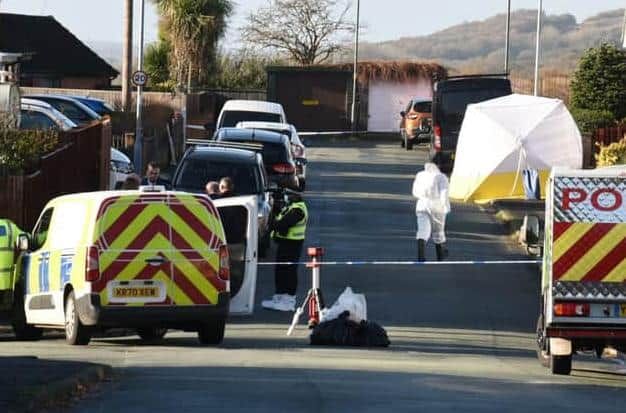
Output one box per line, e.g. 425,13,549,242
435,243,448,261
417,239,426,262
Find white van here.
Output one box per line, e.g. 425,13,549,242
216,100,287,130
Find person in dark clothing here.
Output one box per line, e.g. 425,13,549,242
141,161,169,188
219,177,235,197
262,190,308,312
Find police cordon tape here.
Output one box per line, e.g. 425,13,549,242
258,259,541,266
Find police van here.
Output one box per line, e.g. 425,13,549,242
10,188,258,345
536,166,626,374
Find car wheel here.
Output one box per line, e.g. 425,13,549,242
137,327,168,342
65,291,92,345
11,288,43,341
198,317,226,345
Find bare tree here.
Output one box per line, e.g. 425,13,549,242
241,0,352,65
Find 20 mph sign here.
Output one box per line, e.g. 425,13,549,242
132,71,148,87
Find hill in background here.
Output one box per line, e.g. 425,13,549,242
356,9,624,75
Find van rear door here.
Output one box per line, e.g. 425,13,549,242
213,195,258,315
94,193,226,307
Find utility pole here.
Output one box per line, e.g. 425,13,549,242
533,0,543,96
350,0,360,132
122,0,133,112
134,0,145,172
504,0,511,74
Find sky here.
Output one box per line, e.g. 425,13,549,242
1,0,624,47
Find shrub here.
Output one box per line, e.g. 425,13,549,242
0,125,60,174
596,138,626,167
570,108,615,136
570,43,626,120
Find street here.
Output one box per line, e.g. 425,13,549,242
3,139,626,412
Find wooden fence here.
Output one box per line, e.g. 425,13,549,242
0,119,111,230
594,125,626,147
510,74,571,104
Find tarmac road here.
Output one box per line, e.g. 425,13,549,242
4,138,626,412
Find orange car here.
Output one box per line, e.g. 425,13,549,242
399,98,432,150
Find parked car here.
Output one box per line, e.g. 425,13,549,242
213,100,287,131
172,145,273,256
20,98,77,131
23,94,101,125
110,148,134,189
20,98,132,190
399,98,432,150
236,121,307,191
215,127,298,190
72,96,114,116
430,75,512,172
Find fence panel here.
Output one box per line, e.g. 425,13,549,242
0,121,110,230
594,125,626,147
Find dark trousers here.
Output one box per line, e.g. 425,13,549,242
274,239,304,296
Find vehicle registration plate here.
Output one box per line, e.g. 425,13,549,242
112,286,159,298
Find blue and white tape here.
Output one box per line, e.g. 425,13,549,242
257,260,541,266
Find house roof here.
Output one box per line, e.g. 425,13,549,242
0,13,118,78
268,61,448,83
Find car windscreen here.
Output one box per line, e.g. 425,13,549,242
174,159,262,194
220,111,282,128
226,140,290,165
43,99,95,124
413,101,432,113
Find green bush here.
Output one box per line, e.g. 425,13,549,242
570,43,626,120
570,108,615,136
0,125,59,174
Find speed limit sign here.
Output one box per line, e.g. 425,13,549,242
132,70,148,87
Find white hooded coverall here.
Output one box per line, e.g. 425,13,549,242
412,163,450,244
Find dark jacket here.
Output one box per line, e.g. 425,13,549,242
141,177,170,188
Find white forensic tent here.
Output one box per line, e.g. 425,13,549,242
449,94,583,202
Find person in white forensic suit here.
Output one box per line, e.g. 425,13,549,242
412,163,451,261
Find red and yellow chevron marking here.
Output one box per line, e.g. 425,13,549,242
93,194,226,306
553,222,626,282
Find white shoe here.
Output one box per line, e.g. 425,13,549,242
262,294,296,312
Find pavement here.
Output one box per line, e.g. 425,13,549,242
0,326,112,412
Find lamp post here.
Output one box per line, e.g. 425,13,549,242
134,0,145,172
533,0,543,96
504,0,511,74
350,0,360,132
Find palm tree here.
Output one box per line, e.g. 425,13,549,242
152,0,233,88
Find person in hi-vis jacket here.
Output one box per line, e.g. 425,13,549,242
412,163,451,262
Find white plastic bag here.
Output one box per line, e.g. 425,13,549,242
319,287,367,323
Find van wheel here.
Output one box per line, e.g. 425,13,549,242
550,355,572,375
198,317,225,345
11,289,43,341
137,327,167,342
64,291,92,345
